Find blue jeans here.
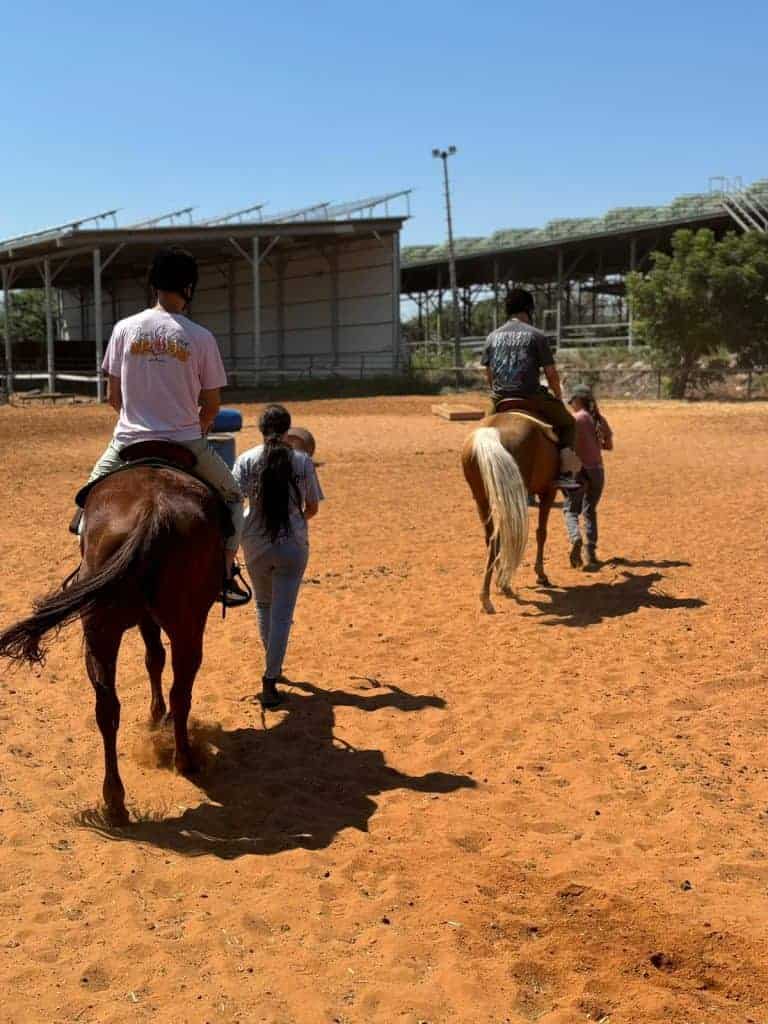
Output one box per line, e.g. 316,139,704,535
563,467,605,547
245,539,309,680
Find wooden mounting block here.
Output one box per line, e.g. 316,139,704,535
431,403,484,421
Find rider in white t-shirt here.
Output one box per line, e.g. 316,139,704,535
80,248,249,606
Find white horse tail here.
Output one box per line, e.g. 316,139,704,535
471,426,529,590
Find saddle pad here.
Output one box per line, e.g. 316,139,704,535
74,459,234,537
502,411,558,444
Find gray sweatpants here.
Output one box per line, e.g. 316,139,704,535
245,539,309,680
563,466,605,547
88,437,245,553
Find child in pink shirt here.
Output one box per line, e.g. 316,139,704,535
564,385,613,571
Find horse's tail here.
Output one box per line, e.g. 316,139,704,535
471,426,529,589
0,506,161,667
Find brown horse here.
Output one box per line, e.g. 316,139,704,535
0,459,225,824
462,411,559,613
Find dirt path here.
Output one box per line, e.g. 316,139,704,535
0,397,766,1023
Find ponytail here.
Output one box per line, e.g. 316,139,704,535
253,405,301,543
585,395,608,449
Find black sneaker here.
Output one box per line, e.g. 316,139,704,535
259,676,284,709
583,547,600,572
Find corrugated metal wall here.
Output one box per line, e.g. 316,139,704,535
59,233,400,379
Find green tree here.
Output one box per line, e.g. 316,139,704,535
627,229,722,398
629,228,768,396
710,231,768,369
1,289,47,345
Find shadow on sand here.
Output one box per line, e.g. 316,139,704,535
76,679,475,858
514,570,705,627
602,556,692,570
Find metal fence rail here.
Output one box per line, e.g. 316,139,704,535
0,347,403,394
3,353,766,401
410,364,768,400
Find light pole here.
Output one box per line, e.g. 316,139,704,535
432,146,462,380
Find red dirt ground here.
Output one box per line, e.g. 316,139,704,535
0,396,767,1024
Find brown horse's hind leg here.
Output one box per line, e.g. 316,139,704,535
84,624,129,826
535,489,556,587
140,616,166,726
167,626,204,776
481,522,497,615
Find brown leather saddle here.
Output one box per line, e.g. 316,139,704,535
73,441,233,537
495,397,546,416
120,440,198,469
494,398,558,443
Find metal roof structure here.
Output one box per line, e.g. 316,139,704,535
0,189,413,290
401,179,768,293
0,190,411,397
0,217,405,290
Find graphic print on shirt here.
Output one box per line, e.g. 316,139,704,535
128,323,191,364
483,321,553,396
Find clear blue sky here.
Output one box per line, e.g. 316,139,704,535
1,0,766,247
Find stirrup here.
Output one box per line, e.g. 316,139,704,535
555,473,581,491
218,562,252,608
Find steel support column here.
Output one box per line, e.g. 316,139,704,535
555,249,564,349
436,270,443,342
2,268,13,393
628,237,637,349
392,231,401,370
275,253,285,371
251,236,261,376
43,258,55,392
93,248,105,401
227,258,236,365
492,258,500,330
328,247,339,367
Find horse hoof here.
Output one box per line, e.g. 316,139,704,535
481,598,496,615
104,804,130,827
537,575,552,588
175,755,199,777
148,707,167,729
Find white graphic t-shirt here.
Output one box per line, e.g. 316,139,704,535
103,308,227,444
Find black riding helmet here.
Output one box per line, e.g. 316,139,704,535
149,248,198,303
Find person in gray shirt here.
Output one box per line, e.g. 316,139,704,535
482,288,579,488
233,404,324,708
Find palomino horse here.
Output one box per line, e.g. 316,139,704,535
462,409,559,613
0,448,225,824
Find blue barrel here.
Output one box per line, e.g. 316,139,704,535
213,408,243,433
208,432,237,469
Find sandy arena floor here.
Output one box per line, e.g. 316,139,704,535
0,396,767,1024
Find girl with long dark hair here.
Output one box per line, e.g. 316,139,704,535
233,404,324,707
563,385,613,571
